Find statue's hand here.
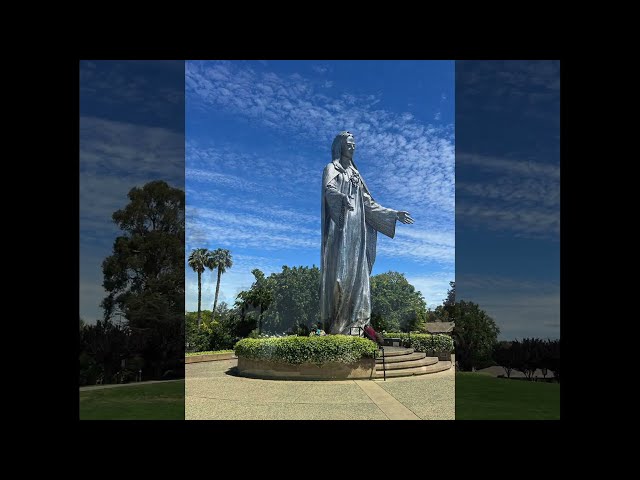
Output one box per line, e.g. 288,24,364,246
396,211,414,224
343,194,355,211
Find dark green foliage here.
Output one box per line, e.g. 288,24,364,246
236,269,273,334
185,305,239,353
259,266,321,334
207,248,233,314
384,332,454,354
93,180,185,381
188,248,210,326
234,335,378,365
493,341,516,378
79,319,130,385
370,271,427,332
452,300,500,371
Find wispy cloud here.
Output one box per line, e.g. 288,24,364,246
456,152,559,239
405,271,455,309
80,60,184,121
312,64,331,74
185,61,455,313
457,60,559,124
186,61,454,216
80,116,184,321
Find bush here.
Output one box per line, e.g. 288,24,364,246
234,335,378,365
185,350,234,357
384,332,454,354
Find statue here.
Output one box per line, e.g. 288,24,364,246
320,131,414,335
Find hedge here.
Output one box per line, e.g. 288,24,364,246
384,332,454,353
234,335,379,365
185,350,234,357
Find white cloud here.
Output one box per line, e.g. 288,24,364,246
456,152,559,239
185,61,454,217
405,272,455,309
79,116,184,321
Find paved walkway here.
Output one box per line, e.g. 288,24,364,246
186,359,454,420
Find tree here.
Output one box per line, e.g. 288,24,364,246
259,265,320,334
452,300,500,371
208,248,233,316
430,281,455,323
188,248,209,326
493,341,516,378
370,271,427,332
236,269,273,335
101,180,185,378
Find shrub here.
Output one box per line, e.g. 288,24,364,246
234,335,378,365
384,332,454,354
185,350,234,357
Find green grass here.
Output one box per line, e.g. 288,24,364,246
185,350,234,357
456,372,560,420
80,381,185,420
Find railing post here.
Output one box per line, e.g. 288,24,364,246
382,346,386,381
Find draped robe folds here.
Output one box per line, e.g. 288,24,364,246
320,159,398,335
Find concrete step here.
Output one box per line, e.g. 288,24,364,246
376,352,426,364
376,356,438,370
376,361,452,378
377,347,414,357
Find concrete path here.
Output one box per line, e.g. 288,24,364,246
186,358,453,420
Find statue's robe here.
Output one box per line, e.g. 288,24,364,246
320,159,397,334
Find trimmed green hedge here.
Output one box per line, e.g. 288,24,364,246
234,335,379,365
185,350,234,357
384,333,454,353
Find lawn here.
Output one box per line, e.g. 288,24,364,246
455,373,560,420
80,380,185,420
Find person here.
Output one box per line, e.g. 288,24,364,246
320,131,414,335
315,322,327,336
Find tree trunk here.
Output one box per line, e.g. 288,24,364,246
197,270,202,327
213,269,221,316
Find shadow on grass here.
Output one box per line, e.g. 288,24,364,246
455,372,560,420
80,380,185,420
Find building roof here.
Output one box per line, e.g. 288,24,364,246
424,322,454,333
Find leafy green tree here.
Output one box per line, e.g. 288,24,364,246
100,180,185,378
258,265,320,334
370,271,427,332
236,269,273,334
208,248,233,315
493,341,516,378
428,281,455,323
81,319,130,383
452,300,500,371
188,248,209,326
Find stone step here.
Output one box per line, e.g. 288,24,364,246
376,356,438,370
377,347,414,357
376,361,452,378
376,352,426,364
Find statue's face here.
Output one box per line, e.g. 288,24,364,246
343,135,356,159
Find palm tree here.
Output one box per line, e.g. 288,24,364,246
208,248,233,316
188,248,209,326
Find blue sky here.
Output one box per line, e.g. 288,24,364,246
185,60,455,313
79,60,185,322
455,60,560,340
